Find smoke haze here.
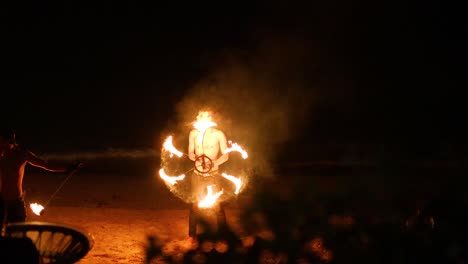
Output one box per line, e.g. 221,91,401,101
169,32,318,176
43,148,159,161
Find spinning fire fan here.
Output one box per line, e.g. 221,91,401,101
159,112,249,208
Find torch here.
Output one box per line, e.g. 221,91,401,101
30,163,83,216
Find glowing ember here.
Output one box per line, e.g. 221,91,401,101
221,173,242,194
30,203,45,216
162,136,183,158
198,186,224,208
223,141,248,159
159,168,185,185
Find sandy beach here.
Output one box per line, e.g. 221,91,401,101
11,158,465,263
20,167,245,264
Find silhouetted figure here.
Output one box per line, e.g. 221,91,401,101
0,128,81,223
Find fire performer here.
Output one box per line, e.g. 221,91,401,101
0,128,81,224
187,110,229,241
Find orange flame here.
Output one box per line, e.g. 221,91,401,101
198,186,224,208
224,141,248,159
162,136,184,158
159,168,185,185
193,120,217,132
221,173,242,194
30,203,45,216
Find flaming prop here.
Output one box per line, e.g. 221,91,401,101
162,136,184,158
158,110,250,209
224,141,248,159
30,203,45,216
198,186,224,208
221,173,243,194
29,164,82,216
159,168,185,185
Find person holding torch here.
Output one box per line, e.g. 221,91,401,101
0,128,81,225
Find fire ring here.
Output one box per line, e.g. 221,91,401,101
194,154,213,174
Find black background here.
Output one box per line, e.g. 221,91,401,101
1,1,466,163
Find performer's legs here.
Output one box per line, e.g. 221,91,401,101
188,202,198,238
189,173,201,238
213,173,227,230
216,202,227,230
6,197,26,223
189,173,228,237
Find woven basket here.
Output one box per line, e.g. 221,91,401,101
5,221,94,264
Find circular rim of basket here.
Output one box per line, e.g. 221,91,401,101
5,221,94,262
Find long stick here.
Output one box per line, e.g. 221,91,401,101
43,168,79,207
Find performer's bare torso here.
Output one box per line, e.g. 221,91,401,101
0,147,27,200
190,128,223,172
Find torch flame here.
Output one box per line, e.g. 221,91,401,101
224,141,248,159
198,185,224,208
221,173,242,194
159,168,185,185
162,136,184,158
30,203,45,216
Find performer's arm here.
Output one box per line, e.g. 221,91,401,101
188,130,196,161
214,131,229,167
25,150,69,172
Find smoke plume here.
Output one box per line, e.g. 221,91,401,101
43,148,159,161
170,33,318,177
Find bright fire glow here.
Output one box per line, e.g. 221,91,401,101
159,168,185,185
221,173,242,194
198,186,224,208
30,203,44,216
193,120,217,131
193,120,217,144
224,141,248,159
163,136,183,158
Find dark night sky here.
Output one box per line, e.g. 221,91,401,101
1,1,467,162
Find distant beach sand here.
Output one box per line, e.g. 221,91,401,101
22,170,244,264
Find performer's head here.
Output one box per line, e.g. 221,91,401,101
196,110,213,123
0,127,16,149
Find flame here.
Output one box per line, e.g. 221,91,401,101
224,141,248,159
198,185,224,208
162,136,184,158
30,203,45,216
221,173,242,194
193,120,217,132
159,168,185,185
